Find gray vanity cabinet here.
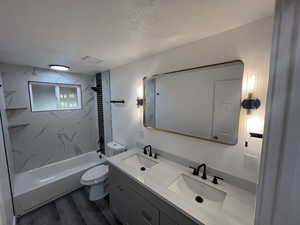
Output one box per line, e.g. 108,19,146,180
110,184,130,224
110,177,159,225
160,213,179,225
127,187,159,225
108,165,201,225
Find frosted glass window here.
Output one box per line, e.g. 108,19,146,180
29,82,81,112
59,86,79,109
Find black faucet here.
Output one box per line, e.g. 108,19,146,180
190,163,207,179
143,145,152,157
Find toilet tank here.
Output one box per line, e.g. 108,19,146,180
107,141,126,157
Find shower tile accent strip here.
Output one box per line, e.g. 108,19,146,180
101,71,113,154
96,73,105,153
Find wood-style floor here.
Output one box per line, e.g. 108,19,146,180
17,188,122,225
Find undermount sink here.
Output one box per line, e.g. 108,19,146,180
168,174,226,207
122,154,158,170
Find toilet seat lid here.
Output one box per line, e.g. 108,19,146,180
81,165,108,183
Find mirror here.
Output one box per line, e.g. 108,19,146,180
143,60,244,145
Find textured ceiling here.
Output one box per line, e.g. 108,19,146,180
0,0,275,74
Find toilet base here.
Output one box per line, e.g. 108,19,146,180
88,180,109,201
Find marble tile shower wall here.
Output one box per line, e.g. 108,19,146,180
0,63,99,173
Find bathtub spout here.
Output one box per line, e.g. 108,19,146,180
96,149,103,159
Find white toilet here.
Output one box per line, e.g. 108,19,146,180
80,141,126,201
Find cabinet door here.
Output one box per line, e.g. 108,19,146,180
160,213,179,225
126,187,159,225
110,184,132,225
110,184,160,225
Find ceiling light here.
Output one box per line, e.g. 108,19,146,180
49,64,70,71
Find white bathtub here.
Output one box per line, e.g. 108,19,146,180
14,152,106,216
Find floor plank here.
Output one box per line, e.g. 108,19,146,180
18,203,61,225
94,197,122,225
55,195,87,225
17,188,119,225
101,207,122,225
71,189,111,225
17,213,33,225
33,203,62,225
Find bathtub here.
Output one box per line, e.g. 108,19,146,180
14,152,106,216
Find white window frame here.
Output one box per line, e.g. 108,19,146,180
28,81,82,112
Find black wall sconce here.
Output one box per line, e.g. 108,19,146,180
136,98,144,107
241,75,261,114
137,86,144,107
242,75,264,140
241,93,261,113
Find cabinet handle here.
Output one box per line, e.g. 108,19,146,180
141,210,152,223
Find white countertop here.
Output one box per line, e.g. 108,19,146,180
107,149,256,225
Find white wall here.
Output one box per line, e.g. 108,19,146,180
0,127,13,225
110,17,273,183
0,75,14,187
0,79,13,225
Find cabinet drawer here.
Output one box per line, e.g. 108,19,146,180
127,187,159,225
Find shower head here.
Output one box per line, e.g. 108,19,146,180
91,86,101,92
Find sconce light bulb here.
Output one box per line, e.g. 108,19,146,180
248,75,256,93
137,86,143,99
